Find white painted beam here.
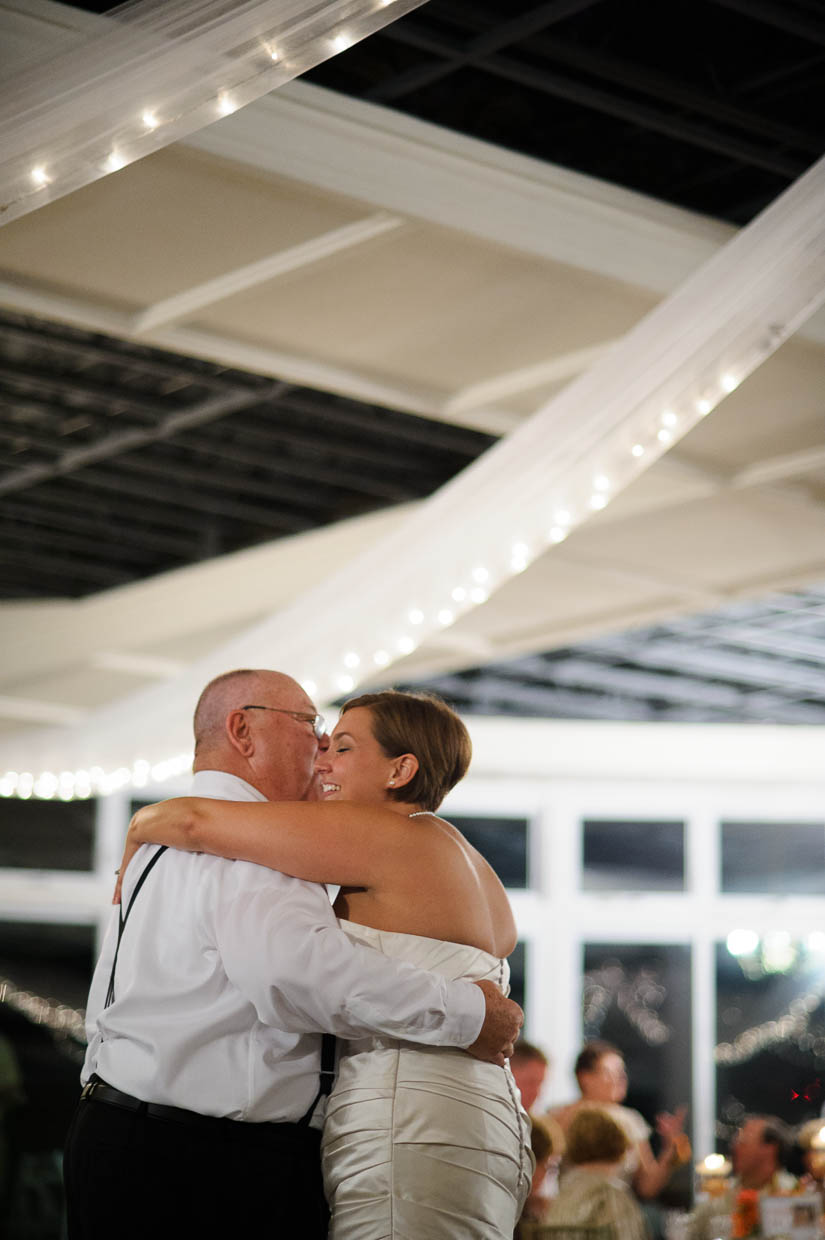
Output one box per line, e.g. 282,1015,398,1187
132,212,404,334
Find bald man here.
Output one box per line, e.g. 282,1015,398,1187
64,669,522,1240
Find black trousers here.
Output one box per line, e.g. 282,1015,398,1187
63,1094,329,1239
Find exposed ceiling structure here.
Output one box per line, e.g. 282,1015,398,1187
0,0,824,744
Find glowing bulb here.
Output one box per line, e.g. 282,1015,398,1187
336,674,355,693
17,773,34,799
451,587,466,602
343,652,360,669
31,166,49,187
301,679,317,697
727,929,759,957
661,410,678,428
104,151,126,172
268,45,281,61
631,443,644,457
470,586,488,604
437,608,454,626
589,493,608,510
554,509,571,526
657,428,673,444
217,93,237,116
705,1154,726,1172
471,566,488,584
332,32,354,52
408,608,424,625
142,110,159,131
593,474,610,491
397,636,415,655
696,397,712,415
721,373,739,393
512,541,529,558
548,525,568,543
373,650,390,667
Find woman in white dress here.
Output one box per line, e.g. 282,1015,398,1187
120,689,533,1239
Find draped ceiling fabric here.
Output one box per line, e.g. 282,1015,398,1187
3,137,825,782
0,0,428,225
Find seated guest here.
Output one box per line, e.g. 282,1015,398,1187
687,1116,797,1240
516,1114,565,1234
524,1108,650,1240
512,1040,550,1114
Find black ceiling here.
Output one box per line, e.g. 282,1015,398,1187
0,309,493,598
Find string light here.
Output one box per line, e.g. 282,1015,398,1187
657,427,673,444
343,651,360,669
30,166,49,187
548,525,568,543
593,474,610,491
141,110,159,131
104,150,127,172
217,93,237,116
696,397,712,415
451,586,467,602
721,373,739,392
332,32,354,52
397,636,415,654
336,674,355,692
471,566,489,584
469,586,488,603
631,443,645,457
408,608,424,625
301,679,318,696
437,608,454,626
589,493,608,510
661,410,678,428
372,649,391,667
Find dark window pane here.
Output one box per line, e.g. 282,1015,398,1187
450,815,529,888
716,937,825,1140
0,920,95,1012
0,798,96,870
582,819,684,891
583,942,692,1208
721,821,825,894
508,941,526,1018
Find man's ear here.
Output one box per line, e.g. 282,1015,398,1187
226,709,254,757
388,753,419,791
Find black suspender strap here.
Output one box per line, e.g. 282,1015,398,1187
297,1033,337,1127
104,845,169,1009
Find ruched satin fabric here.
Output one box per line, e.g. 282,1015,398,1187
322,921,534,1239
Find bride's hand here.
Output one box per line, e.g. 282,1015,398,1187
112,814,144,903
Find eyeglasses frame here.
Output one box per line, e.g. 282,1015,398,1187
241,704,326,740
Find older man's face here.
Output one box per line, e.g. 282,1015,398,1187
242,673,327,801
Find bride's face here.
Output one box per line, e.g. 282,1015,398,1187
315,707,397,804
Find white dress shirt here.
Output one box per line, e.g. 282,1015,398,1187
82,770,484,1127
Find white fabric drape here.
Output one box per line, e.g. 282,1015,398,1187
0,0,426,225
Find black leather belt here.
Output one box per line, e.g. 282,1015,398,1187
81,1078,226,1127
80,1077,319,1144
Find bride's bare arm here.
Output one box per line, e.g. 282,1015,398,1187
116,797,411,898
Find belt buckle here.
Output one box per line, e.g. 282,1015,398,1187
81,1081,99,1100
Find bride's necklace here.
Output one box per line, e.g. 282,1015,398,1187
408,811,430,818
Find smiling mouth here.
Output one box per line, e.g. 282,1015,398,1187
321,783,341,795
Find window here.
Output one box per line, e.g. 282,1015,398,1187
0,799,96,871
450,815,529,888
721,821,825,894
716,937,825,1133
582,819,684,891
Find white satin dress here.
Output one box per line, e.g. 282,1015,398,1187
321,920,533,1240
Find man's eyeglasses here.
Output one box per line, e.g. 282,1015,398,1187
242,705,326,740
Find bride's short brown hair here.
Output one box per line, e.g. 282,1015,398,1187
342,690,471,812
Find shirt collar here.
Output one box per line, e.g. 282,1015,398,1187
191,770,268,802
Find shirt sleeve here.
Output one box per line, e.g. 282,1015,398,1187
209,860,485,1047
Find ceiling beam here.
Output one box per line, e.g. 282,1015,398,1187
0,694,88,726
707,0,825,46
445,341,617,414
132,212,404,335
